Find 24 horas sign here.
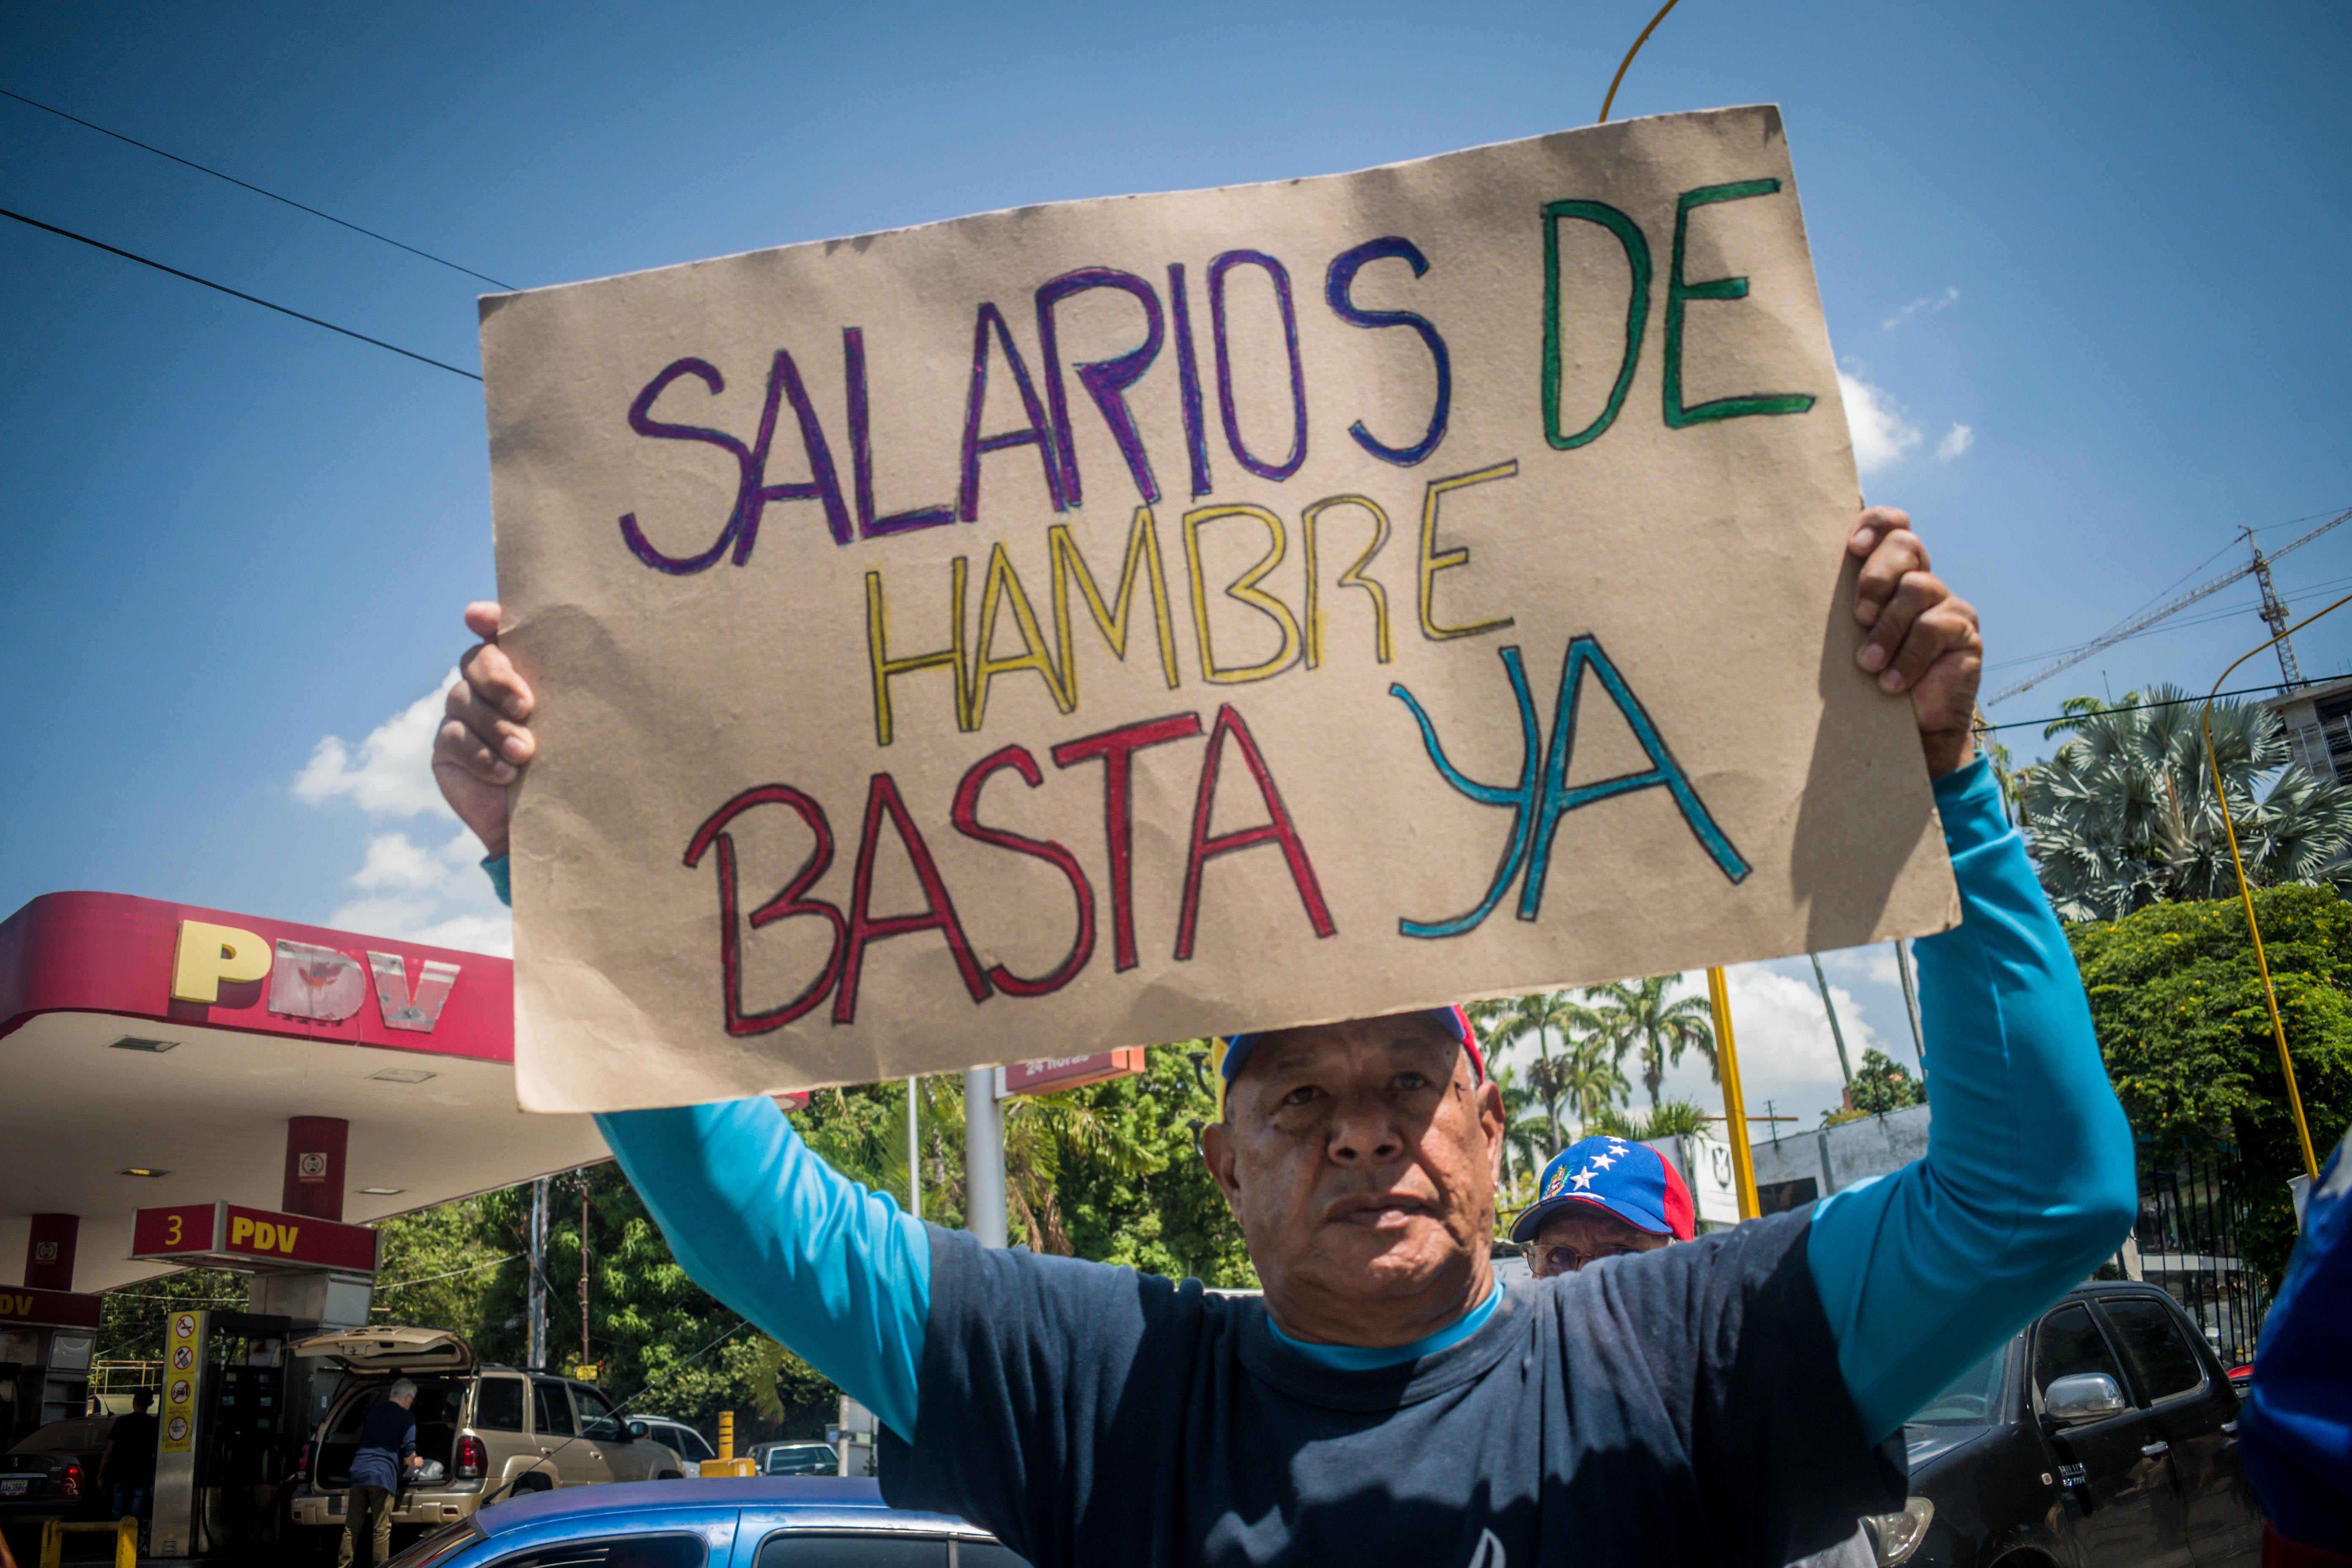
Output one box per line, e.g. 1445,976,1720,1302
483,105,1957,1114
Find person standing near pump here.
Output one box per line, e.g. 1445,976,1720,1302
340,1379,421,1568
433,508,2140,1565
96,1387,158,1530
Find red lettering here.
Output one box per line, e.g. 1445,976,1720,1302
1175,704,1335,961
1051,712,1205,971
838,773,993,1024
684,785,846,1034
950,746,1097,997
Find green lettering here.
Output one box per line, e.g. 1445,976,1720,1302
1663,178,1817,428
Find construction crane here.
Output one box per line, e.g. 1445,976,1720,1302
1985,508,2352,706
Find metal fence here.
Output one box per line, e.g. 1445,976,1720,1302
2126,1144,2272,1366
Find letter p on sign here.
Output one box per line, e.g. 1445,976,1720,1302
172,920,271,1003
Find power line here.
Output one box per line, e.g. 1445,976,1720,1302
2,207,482,382
0,86,516,290
1974,681,2298,735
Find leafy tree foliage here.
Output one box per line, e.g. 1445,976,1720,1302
2022,686,2352,922
2069,883,2352,1284
1846,1048,1927,1117
98,1269,250,1369
1582,975,1716,1108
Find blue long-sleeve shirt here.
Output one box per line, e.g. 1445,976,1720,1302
497,754,2134,1447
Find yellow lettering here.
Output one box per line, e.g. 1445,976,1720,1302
279,1226,300,1254
1182,504,1303,685
229,1216,254,1247
1302,495,1394,669
1416,460,1519,642
864,557,971,746
1048,506,1181,704
164,1215,182,1246
968,542,1069,729
170,920,271,1004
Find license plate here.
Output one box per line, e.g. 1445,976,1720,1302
0,1478,28,1498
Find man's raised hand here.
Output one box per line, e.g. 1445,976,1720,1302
1848,507,1982,780
431,602,534,859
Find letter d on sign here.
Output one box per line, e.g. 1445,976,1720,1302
173,921,272,1004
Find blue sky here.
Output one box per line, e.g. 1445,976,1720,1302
5,0,2347,1130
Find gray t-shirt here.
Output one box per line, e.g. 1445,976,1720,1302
882,1209,1903,1567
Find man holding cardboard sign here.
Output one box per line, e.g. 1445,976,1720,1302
441,515,2130,1567
447,105,2134,1564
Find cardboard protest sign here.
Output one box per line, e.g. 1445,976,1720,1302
482,103,1959,1114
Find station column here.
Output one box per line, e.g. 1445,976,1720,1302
281,1116,349,1220
23,1214,77,1290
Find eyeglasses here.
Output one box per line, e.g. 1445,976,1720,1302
1524,1241,1644,1278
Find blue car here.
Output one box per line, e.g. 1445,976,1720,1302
385,1475,1029,1568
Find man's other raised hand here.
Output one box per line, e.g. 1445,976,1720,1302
432,602,534,860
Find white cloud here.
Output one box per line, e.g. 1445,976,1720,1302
1936,422,1976,462
291,673,459,819
1882,286,1960,332
294,681,512,957
1838,369,1923,474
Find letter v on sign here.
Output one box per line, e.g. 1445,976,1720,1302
369,952,460,1033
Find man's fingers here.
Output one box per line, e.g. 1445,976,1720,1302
441,680,534,772
1851,531,1931,629
463,601,503,641
1876,594,1981,696
1858,570,1947,678
433,713,516,785
457,637,535,724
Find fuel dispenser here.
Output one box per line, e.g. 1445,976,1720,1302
150,1309,295,1560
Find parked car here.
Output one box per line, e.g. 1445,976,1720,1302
1882,1281,2259,1567
285,1327,686,1546
0,1411,112,1525
625,1417,718,1476
383,1475,1028,1568
748,1442,838,1478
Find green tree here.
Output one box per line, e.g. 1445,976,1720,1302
98,1269,250,1373
1486,1062,1552,1188
1639,1098,1711,1138
1554,1033,1631,1135
1582,975,1716,1108
1471,993,1601,1152
2069,882,2352,1285
2022,685,2352,922
1846,1048,1927,1116
1052,1047,1256,1288
370,1196,508,1334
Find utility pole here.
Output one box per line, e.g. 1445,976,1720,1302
963,1068,1006,1248
1893,939,1927,1081
907,1077,921,1220
528,1175,548,1370
2244,527,2304,687
1808,954,1854,1086
579,1190,591,1375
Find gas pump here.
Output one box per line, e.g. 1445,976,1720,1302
150,1309,294,1560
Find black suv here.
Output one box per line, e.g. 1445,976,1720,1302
1890,1282,2258,1567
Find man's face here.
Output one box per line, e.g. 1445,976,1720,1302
1527,1205,1671,1279
1199,1013,1505,1343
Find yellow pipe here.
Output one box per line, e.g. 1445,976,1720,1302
2198,592,2352,1184
1707,966,1761,1220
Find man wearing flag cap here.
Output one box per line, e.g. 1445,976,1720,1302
436,508,2136,1566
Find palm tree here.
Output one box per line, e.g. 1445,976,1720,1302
999,1089,1157,1255
2020,685,2352,922
1470,993,1601,1154
1582,975,1715,1109
1485,1062,1551,1187
1807,953,1854,1086
1555,1034,1630,1135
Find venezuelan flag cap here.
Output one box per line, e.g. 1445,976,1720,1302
1508,1135,1695,1243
